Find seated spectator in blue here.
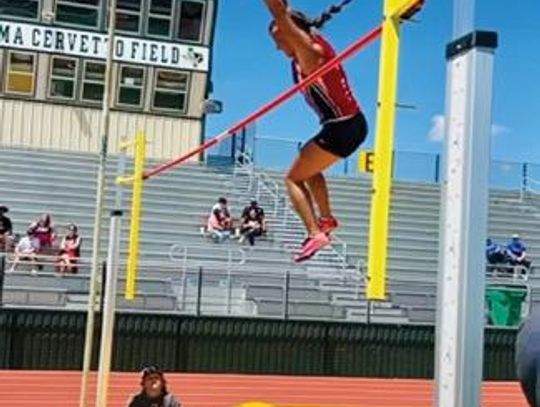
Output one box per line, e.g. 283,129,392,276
0,205,13,252
486,238,507,265
9,229,40,274
239,200,266,246
507,234,532,270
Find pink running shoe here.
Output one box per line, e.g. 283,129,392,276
294,232,330,263
318,217,339,234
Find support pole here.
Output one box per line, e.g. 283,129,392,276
80,1,117,405
434,31,498,407
0,254,5,306
366,0,423,300
115,143,128,209
95,210,123,407
123,132,146,300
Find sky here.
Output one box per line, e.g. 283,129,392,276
205,0,540,174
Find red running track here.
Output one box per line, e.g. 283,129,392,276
0,371,527,407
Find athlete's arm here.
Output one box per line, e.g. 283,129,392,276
263,0,324,74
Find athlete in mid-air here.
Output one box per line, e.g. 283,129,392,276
262,0,368,262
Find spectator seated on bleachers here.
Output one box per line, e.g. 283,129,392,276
486,238,508,265
29,213,56,254
206,198,232,243
213,197,232,229
28,213,56,271
9,229,40,274
506,234,532,270
239,200,266,247
0,205,14,253
57,223,82,274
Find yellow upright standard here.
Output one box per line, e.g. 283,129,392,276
366,0,423,300
117,132,146,300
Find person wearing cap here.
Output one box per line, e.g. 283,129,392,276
126,366,181,407
0,205,13,252
57,223,82,274
239,200,266,246
507,234,532,270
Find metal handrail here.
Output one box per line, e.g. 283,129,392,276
527,176,540,187
235,150,351,270
521,176,540,201
236,151,281,216
168,244,246,266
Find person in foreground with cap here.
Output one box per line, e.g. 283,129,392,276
126,366,181,407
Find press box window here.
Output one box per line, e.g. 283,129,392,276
117,66,145,107
152,70,188,112
55,0,101,28
0,0,39,19
116,0,141,33
5,52,36,95
177,0,204,42
148,0,173,37
49,57,78,100
81,61,105,102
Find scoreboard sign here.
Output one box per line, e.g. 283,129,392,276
0,20,209,72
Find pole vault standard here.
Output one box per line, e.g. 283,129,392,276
366,0,424,300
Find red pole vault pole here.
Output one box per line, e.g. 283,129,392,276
143,24,383,180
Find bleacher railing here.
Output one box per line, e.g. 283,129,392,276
0,251,532,326
234,151,351,271
250,136,540,190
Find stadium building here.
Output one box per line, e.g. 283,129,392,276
0,0,217,159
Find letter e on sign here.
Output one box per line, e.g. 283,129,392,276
359,151,375,173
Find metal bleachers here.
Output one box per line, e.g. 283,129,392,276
0,146,537,324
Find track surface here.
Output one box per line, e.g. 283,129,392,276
0,371,527,406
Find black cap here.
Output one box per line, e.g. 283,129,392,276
141,365,163,380
0,205,8,213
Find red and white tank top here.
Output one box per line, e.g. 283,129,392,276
292,33,361,123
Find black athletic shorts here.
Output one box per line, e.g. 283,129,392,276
305,112,368,158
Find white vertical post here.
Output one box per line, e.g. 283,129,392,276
95,210,123,407
80,0,118,405
435,31,498,407
115,147,127,209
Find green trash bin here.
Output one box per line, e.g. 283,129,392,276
485,285,528,327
